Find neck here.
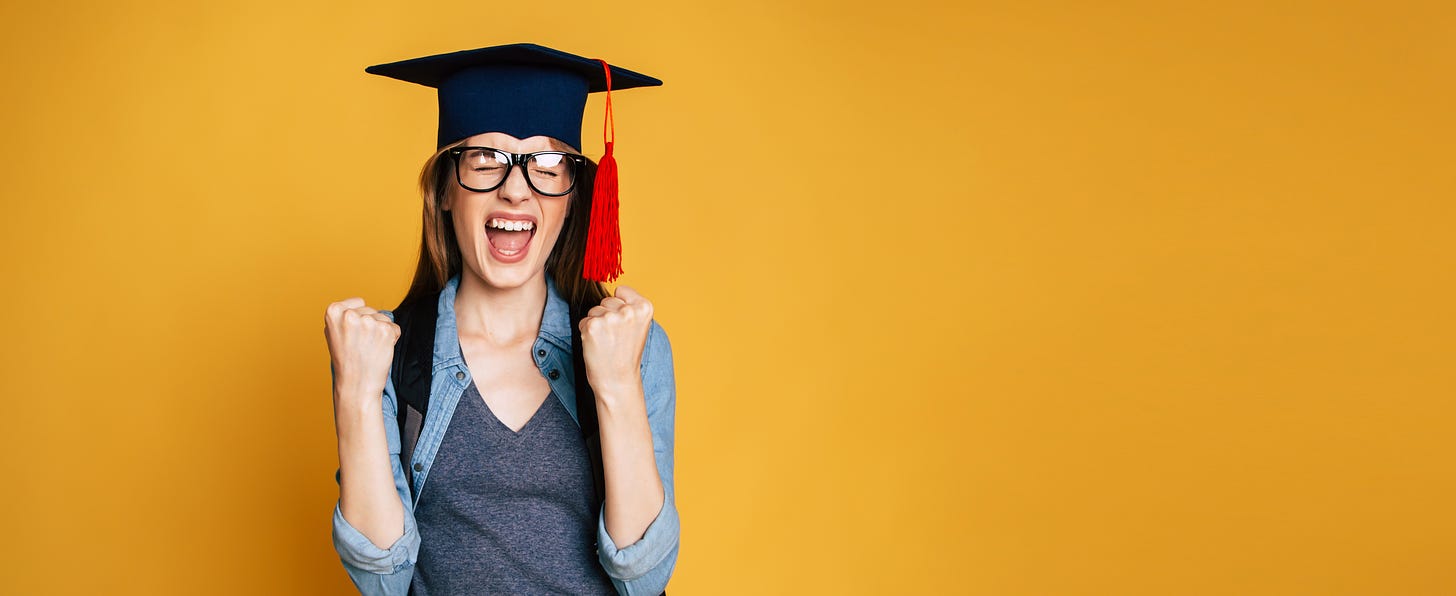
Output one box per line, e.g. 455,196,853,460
454,268,547,348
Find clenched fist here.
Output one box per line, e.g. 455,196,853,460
579,285,654,400
324,297,401,406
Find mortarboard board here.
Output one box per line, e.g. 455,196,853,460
365,42,662,283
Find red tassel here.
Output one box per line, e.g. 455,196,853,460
585,140,622,282
584,59,623,283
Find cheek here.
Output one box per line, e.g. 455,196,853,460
451,208,474,239
449,196,478,234
536,208,569,254
548,204,570,237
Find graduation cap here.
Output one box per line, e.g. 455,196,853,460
365,42,662,283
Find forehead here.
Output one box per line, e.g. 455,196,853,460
462,132,575,153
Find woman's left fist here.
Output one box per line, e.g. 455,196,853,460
579,285,654,398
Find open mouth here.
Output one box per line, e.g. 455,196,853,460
484,217,536,260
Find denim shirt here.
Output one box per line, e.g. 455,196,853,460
330,272,680,595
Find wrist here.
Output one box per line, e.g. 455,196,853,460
589,375,643,407
333,383,384,410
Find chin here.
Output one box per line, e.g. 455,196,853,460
477,261,540,289
472,242,548,289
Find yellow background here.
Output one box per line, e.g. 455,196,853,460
2,1,1452,594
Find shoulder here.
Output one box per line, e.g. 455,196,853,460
639,318,676,391
643,319,672,367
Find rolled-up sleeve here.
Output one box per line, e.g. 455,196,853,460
329,310,419,596
597,320,681,594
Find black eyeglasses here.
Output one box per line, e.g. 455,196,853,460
446,146,586,197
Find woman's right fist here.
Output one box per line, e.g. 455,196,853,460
324,297,401,403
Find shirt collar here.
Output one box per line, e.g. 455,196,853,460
434,271,573,369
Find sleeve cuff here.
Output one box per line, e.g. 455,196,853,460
332,500,420,575
596,494,681,581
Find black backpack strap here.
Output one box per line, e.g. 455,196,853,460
569,299,607,512
391,290,440,497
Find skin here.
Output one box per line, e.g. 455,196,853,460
325,131,664,556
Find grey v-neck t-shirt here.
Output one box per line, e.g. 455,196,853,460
409,379,614,595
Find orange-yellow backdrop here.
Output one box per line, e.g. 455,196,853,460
2,1,1453,594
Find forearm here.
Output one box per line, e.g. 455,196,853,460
594,379,666,549
335,389,406,550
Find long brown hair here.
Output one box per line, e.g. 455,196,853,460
396,138,610,316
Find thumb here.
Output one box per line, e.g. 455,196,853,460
613,285,641,303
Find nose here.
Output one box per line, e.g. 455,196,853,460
498,162,533,204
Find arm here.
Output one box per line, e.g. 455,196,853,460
329,310,419,595
594,320,681,594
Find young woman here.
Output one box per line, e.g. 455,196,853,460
322,43,679,595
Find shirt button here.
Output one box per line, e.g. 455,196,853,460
548,369,560,380
455,371,465,380
413,463,423,472
537,349,547,358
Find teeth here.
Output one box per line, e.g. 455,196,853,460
488,218,534,232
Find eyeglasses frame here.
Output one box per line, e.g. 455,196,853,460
446,146,587,197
